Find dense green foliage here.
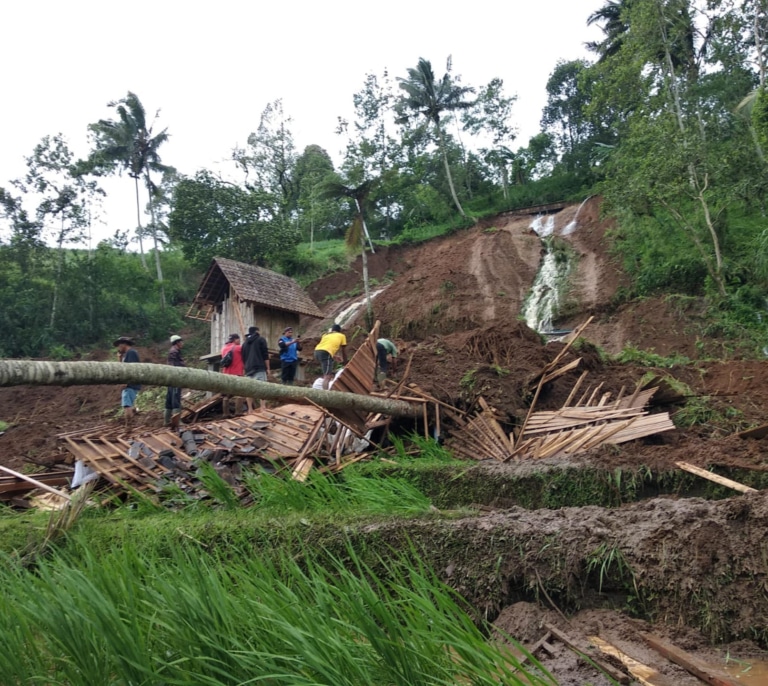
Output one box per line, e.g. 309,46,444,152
0,468,553,686
0,538,551,685
0,243,196,357
4,4,768,355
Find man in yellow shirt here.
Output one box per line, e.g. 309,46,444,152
314,324,348,389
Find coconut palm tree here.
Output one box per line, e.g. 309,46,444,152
586,0,632,60
0,360,419,417
396,58,474,217
318,178,377,328
87,92,170,305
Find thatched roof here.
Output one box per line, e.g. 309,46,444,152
193,257,323,318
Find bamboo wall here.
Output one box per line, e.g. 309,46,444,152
210,294,301,356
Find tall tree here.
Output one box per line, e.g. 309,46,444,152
597,0,759,298
294,145,344,247
396,57,475,217
540,60,597,171
15,135,102,328
318,177,378,328
234,99,298,230
462,77,517,199
86,92,171,305
168,170,298,270
340,70,404,237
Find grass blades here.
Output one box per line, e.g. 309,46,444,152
0,540,555,685
243,468,433,517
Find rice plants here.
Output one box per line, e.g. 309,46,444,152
243,468,432,517
0,539,556,685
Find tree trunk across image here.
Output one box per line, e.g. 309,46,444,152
0,361,419,418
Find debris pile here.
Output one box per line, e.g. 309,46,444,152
59,404,373,502
447,319,676,461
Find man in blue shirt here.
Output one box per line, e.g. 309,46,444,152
114,336,140,430
278,327,302,385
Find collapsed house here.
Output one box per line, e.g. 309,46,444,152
2,320,695,508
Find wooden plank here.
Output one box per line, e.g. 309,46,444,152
585,382,604,407
543,623,629,684
564,371,589,407
291,457,314,482
736,423,768,440
0,471,73,496
0,465,72,501
640,632,740,686
589,636,670,686
675,461,757,494
541,357,582,385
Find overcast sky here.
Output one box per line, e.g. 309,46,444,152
2,0,602,244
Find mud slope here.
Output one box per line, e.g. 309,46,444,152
365,214,542,339
356,491,768,645
304,197,709,355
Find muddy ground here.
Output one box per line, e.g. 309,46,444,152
3,198,768,683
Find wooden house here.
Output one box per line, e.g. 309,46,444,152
188,257,324,367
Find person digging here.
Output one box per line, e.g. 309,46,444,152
375,337,398,389
314,324,348,390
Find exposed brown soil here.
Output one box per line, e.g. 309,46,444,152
4,198,768,667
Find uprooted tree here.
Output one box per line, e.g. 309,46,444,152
0,360,420,418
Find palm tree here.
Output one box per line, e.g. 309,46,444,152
0,360,420,418
586,0,632,60
318,178,377,328
397,58,474,217
87,92,170,305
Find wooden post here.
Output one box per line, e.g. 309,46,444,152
640,632,740,686
675,461,757,494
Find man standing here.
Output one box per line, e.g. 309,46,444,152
114,336,140,430
165,334,185,429
241,326,270,411
277,327,302,385
220,333,244,417
376,337,398,388
314,324,347,390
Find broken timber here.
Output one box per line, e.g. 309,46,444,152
675,461,757,494
640,632,740,686
447,364,675,462
58,402,380,500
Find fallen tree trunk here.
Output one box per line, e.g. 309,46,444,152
0,361,420,418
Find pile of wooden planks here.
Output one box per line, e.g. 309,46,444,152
447,374,675,462
58,400,386,501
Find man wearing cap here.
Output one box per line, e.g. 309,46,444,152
241,326,270,411
165,335,185,429
314,323,347,390
220,333,244,416
277,327,302,386
114,336,140,430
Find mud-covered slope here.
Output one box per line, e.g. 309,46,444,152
304,197,710,356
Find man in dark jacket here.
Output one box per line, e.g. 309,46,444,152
241,326,270,411
165,334,185,429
